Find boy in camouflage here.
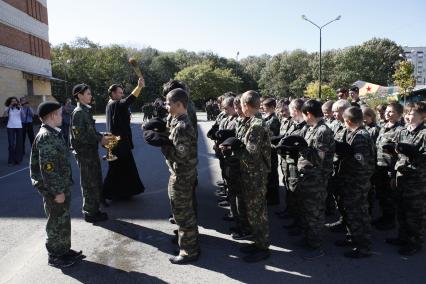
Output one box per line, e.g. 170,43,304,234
222,90,271,263
30,102,84,268
387,102,426,256
161,88,200,264
298,99,335,259
336,107,375,258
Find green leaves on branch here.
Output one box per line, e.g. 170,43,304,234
393,60,416,99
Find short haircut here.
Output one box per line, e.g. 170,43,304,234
322,100,334,111
289,98,304,111
301,99,323,118
387,102,404,115
233,95,241,106
263,98,276,108
362,106,377,122
343,106,363,124
277,99,290,107
223,91,236,98
222,96,234,108
166,88,188,108
162,79,189,97
241,90,260,108
404,102,426,115
332,99,351,112
376,104,387,112
336,88,348,94
350,86,359,92
108,84,124,96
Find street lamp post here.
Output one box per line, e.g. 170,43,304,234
235,51,240,94
302,15,341,99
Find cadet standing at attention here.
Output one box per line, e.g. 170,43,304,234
222,90,271,263
30,101,85,268
70,84,110,223
161,88,200,264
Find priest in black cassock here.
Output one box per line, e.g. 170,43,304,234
103,78,145,200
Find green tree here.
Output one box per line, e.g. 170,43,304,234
393,60,416,104
175,62,241,102
304,81,337,101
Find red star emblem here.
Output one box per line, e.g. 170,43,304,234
366,86,371,92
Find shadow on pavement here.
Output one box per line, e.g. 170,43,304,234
62,259,167,284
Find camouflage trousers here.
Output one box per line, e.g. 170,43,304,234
75,149,102,215
168,171,200,256
43,193,71,256
396,174,426,247
283,163,302,222
340,177,372,248
242,171,269,250
298,172,327,248
375,166,396,220
224,157,249,233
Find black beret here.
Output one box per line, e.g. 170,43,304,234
382,142,396,153
72,83,89,98
143,130,172,147
37,101,61,118
271,135,284,146
207,124,219,140
396,142,418,158
215,129,235,143
143,118,167,132
220,137,244,150
335,140,353,156
280,135,308,148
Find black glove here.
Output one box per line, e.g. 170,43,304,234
396,142,418,158
220,137,245,151
215,129,235,144
207,124,219,140
143,118,167,132
271,135,284,146
143,130,172,147
382,142,396,154
335,140,353,156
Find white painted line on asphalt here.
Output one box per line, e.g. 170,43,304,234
0,167,29,180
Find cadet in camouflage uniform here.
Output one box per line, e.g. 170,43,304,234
70,84,110,223
387,102,426,256
219,96,251,239
278,99,308,234
362,106,381,214
228,90,271,263
373,102,404,230
298,99,335,259
321,100,335,128
161,88,199,264
325,99,351,228
336,107,375,258
262,98,281,205
30,102,84,268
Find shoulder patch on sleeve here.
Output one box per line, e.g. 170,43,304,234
43,162,54,173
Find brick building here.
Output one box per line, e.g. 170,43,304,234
0,0,56,107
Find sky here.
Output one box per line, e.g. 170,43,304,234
47,0,426,59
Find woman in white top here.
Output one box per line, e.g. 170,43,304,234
3,97,24,165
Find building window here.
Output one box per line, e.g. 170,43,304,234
27,80,34,96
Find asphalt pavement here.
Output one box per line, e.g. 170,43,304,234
0,113,425,284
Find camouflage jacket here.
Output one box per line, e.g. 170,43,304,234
365,123,381,144
376,121,404,168
340,126,375,178
219,114,238,130
30,124,73,196
263,113,281,137
279,117,293,136
394,123,426,177
187,99,198,137
161,113,198,175
324,117,336,129
299,119,335,177
280,119,309,165
235,116,271,174
70,103,102,152
333,120,347,163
